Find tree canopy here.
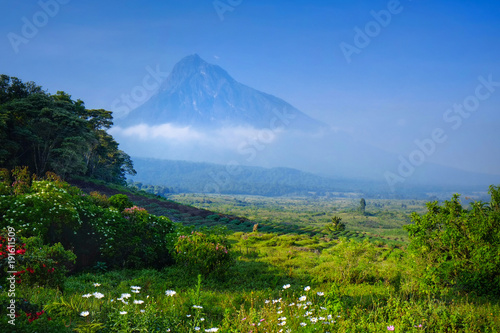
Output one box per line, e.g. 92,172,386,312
405,185,500,295
0,74,135,184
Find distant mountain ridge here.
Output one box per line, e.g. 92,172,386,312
128,157,371,197
117,54,326,131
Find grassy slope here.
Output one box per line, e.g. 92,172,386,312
3,178,499,332
71,178,410,243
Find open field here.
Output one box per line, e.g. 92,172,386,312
169,194,429,243
2,176,499,332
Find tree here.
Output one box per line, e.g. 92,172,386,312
324,216,346,234
405,185,500,295
359,198,366,215
0,75,136,184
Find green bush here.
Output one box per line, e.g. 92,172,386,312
100,206,175,269
0,174,176,272
405,185,500,296
109,194,133,211
13,237,76,290
0,230,76,290
174,231,232,277
88,191,110,208
0,168,11,195
0,178,82,244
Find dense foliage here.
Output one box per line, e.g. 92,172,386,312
0,75,135,184
1,234,77,290
405,185,500,296
174,230,232,277
0,168,175,272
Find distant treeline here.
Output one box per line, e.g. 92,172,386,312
129,158,483,199
130,158,394,197
0,75,135,184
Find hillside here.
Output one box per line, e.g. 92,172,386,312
68,178,255,232
128,157,374,196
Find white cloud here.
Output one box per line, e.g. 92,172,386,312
112,123,204,142
110,123,282,150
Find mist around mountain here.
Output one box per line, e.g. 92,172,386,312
111,55,500,195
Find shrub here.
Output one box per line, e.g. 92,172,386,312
101,206,175,269
0,173,176,272
174,231,232,277
13,236,76,290
0,296,69,331
11,166,32,195
323,216,346,234
0,231,76,290
88,191,110,208
0,168,11,195
405,185,500,296
0,228,27,283
109,194,133,211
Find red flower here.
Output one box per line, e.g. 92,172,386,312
27,267,34,274
13,270,25,276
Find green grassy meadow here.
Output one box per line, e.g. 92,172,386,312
169,193,428,242
1,177,499,332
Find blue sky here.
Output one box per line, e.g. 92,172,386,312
1,0,500,176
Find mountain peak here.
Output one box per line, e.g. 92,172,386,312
119,55,325,130
163,54,232,92
176,53,205,67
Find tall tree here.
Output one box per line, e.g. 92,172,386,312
0,75,136,183
359,198,366,215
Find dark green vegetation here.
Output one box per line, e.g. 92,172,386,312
406,188,500,296
0,75,135,184
0,169,175,272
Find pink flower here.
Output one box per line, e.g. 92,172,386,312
387,325,395,331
